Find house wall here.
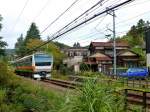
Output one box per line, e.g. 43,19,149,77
147,54,150,67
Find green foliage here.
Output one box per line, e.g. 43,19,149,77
25,22,41,42
0,15,2,30
15,22,41,56
61,80,124,112
0,15,7,56
53,41,70,49
0,61,65,112
58,64,74,75
45,43,66,67
124,19,150,48
112,19,149,65
80,63,90,71
79,71,106,78
15,34,26,56
0,60,13,86
132,47,146,62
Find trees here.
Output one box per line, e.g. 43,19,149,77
26,38,65,67
127,19,150,47
15,23,41,56
0,15,7,56
25,22,41,43
117,19,150,65
15,34,25,56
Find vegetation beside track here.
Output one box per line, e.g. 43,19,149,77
1,60,144,112
0,61,65,112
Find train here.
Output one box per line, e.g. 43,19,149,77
13,52,53,79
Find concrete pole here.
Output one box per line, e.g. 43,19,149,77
112,10,117,75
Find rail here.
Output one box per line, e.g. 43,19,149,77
42,79,81,89
69,75,150,89
43,77,150,111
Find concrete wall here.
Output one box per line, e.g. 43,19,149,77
147,54,150,67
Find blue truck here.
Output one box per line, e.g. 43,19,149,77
119,68,149,79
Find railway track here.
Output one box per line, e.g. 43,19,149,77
42,79,81,89
42,77,150,111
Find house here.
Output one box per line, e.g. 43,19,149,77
62,42,89,57
84,42,140,74
62,42,89,72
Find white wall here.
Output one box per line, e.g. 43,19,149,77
147,53,150,67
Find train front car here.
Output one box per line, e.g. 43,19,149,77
33,53,53,79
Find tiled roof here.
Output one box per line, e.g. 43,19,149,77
89,53,112,61
91,42,129,47
95,57,112,61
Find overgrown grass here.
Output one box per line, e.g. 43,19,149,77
0,60,65,112
0,60,142,112
78,71,108,78
61,79,125,112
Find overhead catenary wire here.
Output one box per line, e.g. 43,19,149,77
43,0,109,43
61,0,150,47
32,0,51,22
40,0,79,34
11,0,29,32
23,0,135,56
96,8,150,37
48,0,107,36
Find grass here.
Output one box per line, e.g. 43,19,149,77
0,60,144,112
0,61,66,112
60,79,125,112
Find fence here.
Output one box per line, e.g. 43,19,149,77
124,89,150,112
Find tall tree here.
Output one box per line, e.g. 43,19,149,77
25,22,40,43
15,34,26,56
0,15,7,56
116,19,150,65
15,23,41,56
26,39,65,67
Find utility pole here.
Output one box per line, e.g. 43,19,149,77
107,9,116,75
113,10,117,76
146,28,150,68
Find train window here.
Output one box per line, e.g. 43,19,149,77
34,54,52,66
35,62,51,66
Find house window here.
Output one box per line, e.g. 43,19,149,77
105,50,113,55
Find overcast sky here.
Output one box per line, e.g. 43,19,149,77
0,0,150,48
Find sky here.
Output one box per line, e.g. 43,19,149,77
0,0,150,48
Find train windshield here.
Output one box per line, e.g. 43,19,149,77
34,54,53,66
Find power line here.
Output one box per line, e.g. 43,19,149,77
115,10,150,28
32,0,51,22
23,0,135,56
40,0,79,34
120,0,150,9
11,0,29,32
48,0,107,37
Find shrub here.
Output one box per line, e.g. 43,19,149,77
61,80,124,112
78,71,107,78
57,64,74,75
80,63,90,71
0,60,65,112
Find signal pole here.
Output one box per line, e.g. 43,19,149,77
107,9,117,75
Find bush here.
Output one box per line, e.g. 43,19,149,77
58,64,74,75
61,80,124,112
0,60,65,112
80,63,90,71
78,71,107,78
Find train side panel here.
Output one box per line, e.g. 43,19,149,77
14,53,53,79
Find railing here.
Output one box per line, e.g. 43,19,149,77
124,89,150,112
